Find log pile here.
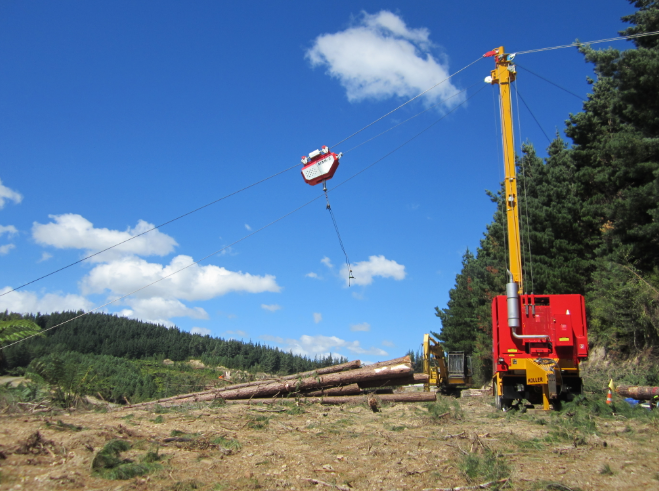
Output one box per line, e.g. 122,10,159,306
124,356,434,409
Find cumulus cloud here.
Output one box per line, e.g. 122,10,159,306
305,272,321,279
80,255,281,300
260,333,388,358
342,255,406,286
38,252,53,262
0,179,22,209
382,340,395,347
350,322,371,332
0,287,94,314
306,11,462,107
121,297,207,323
32,214,177,261
191,327,212,336
313,312,322,324
261,304,281,312
225,329,248,338
0,225,18,237
0,244,15,256
321,256,333,269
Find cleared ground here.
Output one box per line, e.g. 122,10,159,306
0,394,657,490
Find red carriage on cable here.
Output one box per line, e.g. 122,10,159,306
300,145,342,186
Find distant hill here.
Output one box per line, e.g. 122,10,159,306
1,311,343,375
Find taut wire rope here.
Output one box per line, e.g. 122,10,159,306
4,84,489,350
330,56,484,149
515,30,659,55
514,78,536,294
2,60,484,298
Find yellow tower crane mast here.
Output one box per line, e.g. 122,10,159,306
488,46,523,292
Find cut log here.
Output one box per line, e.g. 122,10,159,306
170,362,413,404
302,384,361,397
616,385,659,400
123,359,361,409
364,356,411,369
223,392,436,405
358,372,428,389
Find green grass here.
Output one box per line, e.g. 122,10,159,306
388,425,406,432
45,419,85,432
153,415,164,424
170,430,200,438
599,463,614,475
425,397,463,422
91,440,163,480
212,436,241,450
458,449,510,483
247,415,270,430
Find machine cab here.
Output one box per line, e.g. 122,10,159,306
301,145,342,186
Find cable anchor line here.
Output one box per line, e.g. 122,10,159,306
323,180,354,287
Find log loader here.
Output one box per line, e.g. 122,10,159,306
422,333,472,394
486,47,588,410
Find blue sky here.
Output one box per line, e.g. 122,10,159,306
0,1,634,362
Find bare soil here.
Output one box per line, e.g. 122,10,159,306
0,395,657,491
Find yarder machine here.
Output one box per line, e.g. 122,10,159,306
486,47,588,410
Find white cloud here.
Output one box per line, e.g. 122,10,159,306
342,255,406,286
0,287,94,314
121,297,208,323
350,322,371,332
0,225,18,237
38,252,53,262
191,327,212,336
321,256,333,268
259,333,387,358
262,304,281,312
0,179,22,209
225,329,248,338
0,244,15,255
306,11,462,107
306,272,321,279
32,214,177,261
245,224,252,231
382,340,395,347
313,312,322,324
80,254,281,300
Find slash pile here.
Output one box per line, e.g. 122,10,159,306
123,356,435,409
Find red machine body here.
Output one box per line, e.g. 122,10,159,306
492,293,588,407
301,146,341,186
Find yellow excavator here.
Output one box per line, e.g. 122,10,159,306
422,333,472,394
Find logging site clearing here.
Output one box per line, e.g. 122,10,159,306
1,392,658,491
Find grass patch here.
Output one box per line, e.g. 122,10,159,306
458,449,510,483
168,480,204,490
91,440,162,480
211,436,241,450
426,397,463,422
153,415,164,424
388,425,406,432
514,437,546,450
170,430,200,438
45,419,85,432
599,463,614,475
247,415,270,430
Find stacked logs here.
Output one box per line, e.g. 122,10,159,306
124,356,435,409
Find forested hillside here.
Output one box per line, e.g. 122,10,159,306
0,311,340,375
435,0,659,382
0,311,343,403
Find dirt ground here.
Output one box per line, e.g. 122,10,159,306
0,395,657,491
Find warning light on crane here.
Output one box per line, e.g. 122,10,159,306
301,145,342,186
